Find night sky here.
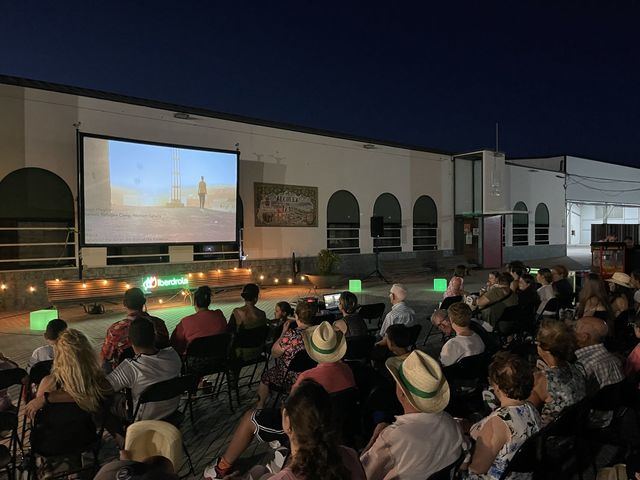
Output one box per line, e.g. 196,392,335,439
1,1,639,166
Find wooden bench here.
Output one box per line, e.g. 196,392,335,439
45,268,254,309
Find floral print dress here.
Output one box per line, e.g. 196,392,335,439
468,402,542,480
261,327,305,392
540,364,586,426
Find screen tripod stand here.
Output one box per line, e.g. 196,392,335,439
363,249,390,283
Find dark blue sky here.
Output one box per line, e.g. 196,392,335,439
1,1,639,166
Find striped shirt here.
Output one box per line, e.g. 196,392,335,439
379,302,416,336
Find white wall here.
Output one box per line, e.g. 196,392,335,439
505,165,566,246
0,84,453,260
566,156,640,205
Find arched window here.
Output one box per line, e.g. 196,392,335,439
0,168,75,269
373,193,402,253
512,202,529,246
535,203,550,245
413,196,438,251
327,190,360,254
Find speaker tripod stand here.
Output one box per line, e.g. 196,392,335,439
363,250,390,283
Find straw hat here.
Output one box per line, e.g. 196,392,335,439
124,420,183,470
386,350,450,413
605,272,633,288
302,321,347,363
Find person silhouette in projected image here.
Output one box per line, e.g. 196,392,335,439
198,176,207,209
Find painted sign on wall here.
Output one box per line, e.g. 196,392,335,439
254,182,318,227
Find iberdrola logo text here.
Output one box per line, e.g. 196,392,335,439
142,275,189,292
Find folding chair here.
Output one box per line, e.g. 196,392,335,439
407,324,422,349
0,411,21,478
28,402,104,479
28,360,52,389
344,335,376,362
427,448,464,480
183,333,234,411
131,376,198,476
230,324,270,397
269,350,316,406
358,303,386,334
0,368,27,449
329,387,360,448
497,428,544,480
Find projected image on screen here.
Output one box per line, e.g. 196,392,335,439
82,136,238,245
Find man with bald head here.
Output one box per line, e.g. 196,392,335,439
379,284,416,337
575,316,624,427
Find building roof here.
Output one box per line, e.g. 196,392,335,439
0,74,452,156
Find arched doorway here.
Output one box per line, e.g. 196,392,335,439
373,193,401,252
413,195,438,251
326,190,360,254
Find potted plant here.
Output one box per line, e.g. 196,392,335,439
305,249,343,289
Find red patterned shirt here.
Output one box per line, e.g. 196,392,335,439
101,312,170,367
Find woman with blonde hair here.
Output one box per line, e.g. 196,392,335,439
25,329,109,417
577,274,613,324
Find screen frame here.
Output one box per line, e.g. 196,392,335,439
77,131,240,247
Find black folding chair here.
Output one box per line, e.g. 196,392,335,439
427,448,464,480
0,368,27,449
230,324,270,397
0,411,20,478
269,350,317,406
359,303,386,333
344,335,376,362
407,324,422,349
28,360,53,390
329,387,360,448
28,402,104,479
497,428,544,480
440,296,463,311
183,333,234,411
131,375,198,475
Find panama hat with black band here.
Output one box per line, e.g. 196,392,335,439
386,350,450,413
302,321,347,363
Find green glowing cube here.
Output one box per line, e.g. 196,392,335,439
30,309,58,331
349,279,362,292
433,278,448,292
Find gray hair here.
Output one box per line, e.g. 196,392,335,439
390,283,408,301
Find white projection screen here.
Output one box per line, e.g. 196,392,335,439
80,134,238,245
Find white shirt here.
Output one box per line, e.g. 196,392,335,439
440,332,485,367
537,284,555,315
360,411,463,480
379,302,416,336
634,289,640,306
27,345,54,372
107,347,182,420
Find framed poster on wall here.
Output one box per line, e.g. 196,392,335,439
254,182,318,227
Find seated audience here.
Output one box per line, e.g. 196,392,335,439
228,283,268,361
384,324,414,358
528,320,586,426
466,352,542,479
606,272,634,319
431,309,453,338
551,264,574,309
241,380,366,480
480,271,501,295
170,286,227,355
517,273,540,314
631,270,640,308
107,317,183,422
624,316,640,384
0,352,20,412
509,263,527,293
27,318,67,372
25,329,109,418
256,301,316,408
536,268,555,315
476,273,517,328
95,451,178,480
574,316,625,427
576,275,613,325
360,350,463,480
440,303,485,367
204,322,356,478
333,291,368,337
444,264,467,299
379,284,415,337
101,288,170,371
